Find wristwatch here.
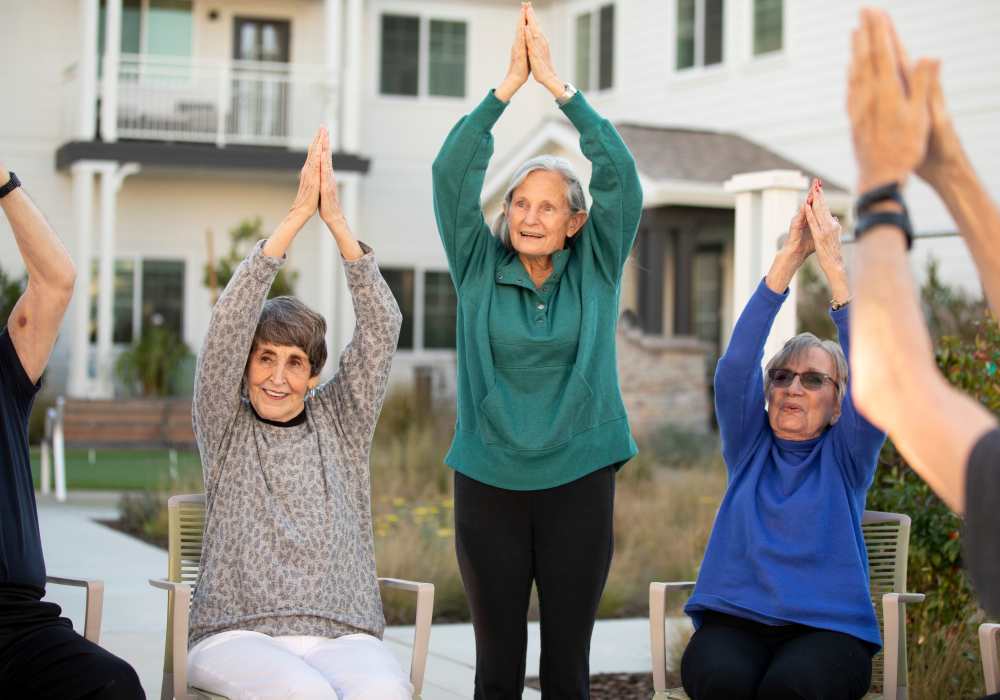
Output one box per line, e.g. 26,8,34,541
853,181,913,250
556,82,578,105
0,171,20,199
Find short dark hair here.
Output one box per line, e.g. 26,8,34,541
250,296,327,377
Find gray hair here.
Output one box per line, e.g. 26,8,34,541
491,155,588,250
251,296,327,377
764,332,849,410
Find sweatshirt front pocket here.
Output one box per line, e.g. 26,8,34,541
479,365,596,451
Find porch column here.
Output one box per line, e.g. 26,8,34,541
95,162,140,397
100,0,122,143
68,162,97,397
324,0,343,151
78,0,99,141
342,0,363,153
724,169,807,363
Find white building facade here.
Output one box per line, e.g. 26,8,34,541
1,0,997,402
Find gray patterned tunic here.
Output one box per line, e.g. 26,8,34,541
188,240,402,647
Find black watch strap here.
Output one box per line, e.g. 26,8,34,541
855,181,905,215
854,210,914,249
0,171,20,199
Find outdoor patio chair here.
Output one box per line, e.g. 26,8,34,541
980,623,1000,695
149,494,435,700
648,510,925,700
46,575,104,644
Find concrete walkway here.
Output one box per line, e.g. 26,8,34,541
38,492,691,699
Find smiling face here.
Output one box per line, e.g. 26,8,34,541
506,170,587,260
767,346,841,440
246,342,320,422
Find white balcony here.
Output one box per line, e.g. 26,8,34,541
67,54,338,150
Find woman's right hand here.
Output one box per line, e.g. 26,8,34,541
783,198,815,265
496,5,530,102
288,129,322,225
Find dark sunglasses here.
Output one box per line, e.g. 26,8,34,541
767,368,833,391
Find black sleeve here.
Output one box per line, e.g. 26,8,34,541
0,329,41,417
963,427,1000,616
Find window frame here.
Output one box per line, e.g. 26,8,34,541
573,2,616,94
378,265,458,356
375,7,469,101
672,0,726,73
89,254,187,347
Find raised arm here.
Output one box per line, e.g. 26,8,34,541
312,134,401,457
193,130,323,464
1,167,76,384
524,4,642,281
847,9,996,514
714,207,812,468
431,10,526,288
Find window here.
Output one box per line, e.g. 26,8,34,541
89,258,185,344
753,0,783,55
380,15,420,96
676,0,724,70
380,14,467,98
381,268,415,350
423,271,457,349
380,268,457,351
574,4,615,91
98,0,192,57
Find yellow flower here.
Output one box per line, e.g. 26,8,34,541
441,498,454,509
386,514,400,523
392,497,406,507
413,506,431,517
436,528,454,538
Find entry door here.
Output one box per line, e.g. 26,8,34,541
232,18,291,141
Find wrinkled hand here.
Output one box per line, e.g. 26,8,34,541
803,179,843,267
783,201,815,264
915,61,967,188
496,6,530,102
847,8,935,192
289,130,322,223
318,128,344,227
524,3,562,96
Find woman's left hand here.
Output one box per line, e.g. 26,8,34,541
288,129,322,225
803,179,850,304
524,4,563,98
318,127,344,228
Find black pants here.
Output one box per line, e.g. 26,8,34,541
681,611,873,700
0,590,144,699
454,466,616,700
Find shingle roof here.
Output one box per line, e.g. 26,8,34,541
613,122,848,193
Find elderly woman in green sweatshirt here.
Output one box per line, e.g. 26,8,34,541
432,4,642,697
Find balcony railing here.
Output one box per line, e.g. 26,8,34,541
69,54,337,149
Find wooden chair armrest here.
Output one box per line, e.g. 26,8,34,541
150,578,193,700
980,623,1000,694
882,592,925,700
649,582,696,693
47,575,104,644
378,577,434,698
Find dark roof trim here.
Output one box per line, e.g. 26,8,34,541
55,140,370,174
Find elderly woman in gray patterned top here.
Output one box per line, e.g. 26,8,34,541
186,127,407,700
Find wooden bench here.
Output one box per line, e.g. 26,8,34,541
61,398,195,450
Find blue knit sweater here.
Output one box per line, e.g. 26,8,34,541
684,279,886,650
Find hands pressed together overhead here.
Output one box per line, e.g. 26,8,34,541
847,8,964,195
290,127,343,229
496,3,565,103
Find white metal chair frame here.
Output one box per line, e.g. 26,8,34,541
649,510,925,700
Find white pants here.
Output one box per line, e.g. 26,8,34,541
187,630,412,700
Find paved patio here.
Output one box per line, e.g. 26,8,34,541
38,491,691,699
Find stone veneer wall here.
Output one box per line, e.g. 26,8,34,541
616,325,713,437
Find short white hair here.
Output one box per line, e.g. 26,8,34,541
764,332,848,407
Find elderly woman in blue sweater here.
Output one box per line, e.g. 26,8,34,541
681,179,886,700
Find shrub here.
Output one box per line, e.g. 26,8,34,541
115,325,193,397
204,218,298,302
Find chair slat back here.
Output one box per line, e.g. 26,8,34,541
862,510,911,694
163,494,207,679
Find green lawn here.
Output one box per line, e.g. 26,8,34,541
29,448,203,491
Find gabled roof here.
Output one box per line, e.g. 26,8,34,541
614,122,848,193
482,117,850,212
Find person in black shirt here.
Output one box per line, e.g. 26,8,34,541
845,6,1000,638
0,165,144,698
